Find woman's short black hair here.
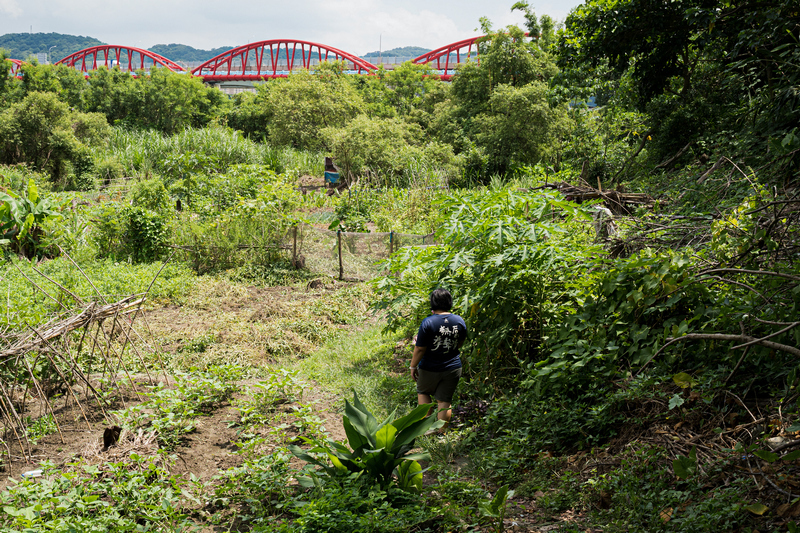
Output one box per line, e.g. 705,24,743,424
430,288,453,311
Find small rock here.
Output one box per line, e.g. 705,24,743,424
765,436,785,449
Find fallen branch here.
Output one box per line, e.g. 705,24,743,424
655,142,693,170
699,268,800,282
696,156,726,184
636,331,800,376
0,296,144,361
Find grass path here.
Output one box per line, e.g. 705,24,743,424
285,323,417,423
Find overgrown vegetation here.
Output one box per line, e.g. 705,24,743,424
0,0,798,531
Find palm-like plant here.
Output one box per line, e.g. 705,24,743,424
290,392,443,491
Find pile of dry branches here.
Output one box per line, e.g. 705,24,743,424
533,181,656,215
0,251,171,469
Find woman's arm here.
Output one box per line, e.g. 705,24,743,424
410,345,426,381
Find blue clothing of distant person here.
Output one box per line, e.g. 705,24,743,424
409,289,468,430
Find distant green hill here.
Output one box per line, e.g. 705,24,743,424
362,46,430,59
0,32,104,62
0,32,429,65
148,44,235,63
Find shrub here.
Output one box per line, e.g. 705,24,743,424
130,177,172,213
123,206,168,263
265,70,364,150
323,115,459,186
95,157,125,187
0,92,108,188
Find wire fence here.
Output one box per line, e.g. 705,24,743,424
167,221,435,281
291,224,436,281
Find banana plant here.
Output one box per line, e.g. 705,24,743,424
290,391,444,491
0,178,61,257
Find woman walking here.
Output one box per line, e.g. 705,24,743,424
410,288,468,429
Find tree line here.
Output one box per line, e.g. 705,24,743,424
1,0,797,191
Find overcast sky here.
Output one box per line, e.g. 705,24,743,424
1,0,584,55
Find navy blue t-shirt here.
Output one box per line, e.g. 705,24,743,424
416,313,467,372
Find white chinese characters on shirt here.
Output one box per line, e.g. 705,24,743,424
431,322,459,353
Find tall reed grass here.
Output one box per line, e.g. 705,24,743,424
101,126,324,178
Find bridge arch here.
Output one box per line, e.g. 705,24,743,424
8,59,24,76
192,40,378,82
56,46,186,74
412,36,484,80
413,33,529,80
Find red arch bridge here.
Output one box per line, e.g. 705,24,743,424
9,35,494,82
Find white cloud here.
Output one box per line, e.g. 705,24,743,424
4,0,584,55
0,0,23,17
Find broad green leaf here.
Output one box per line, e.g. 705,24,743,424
753,449,780,463
745,503,769,515
479,485,513,518
27,179,38,204
297,476,315,488
673,447,697,479
19,213,34,241
403,452,431,462
397,459,423,491
393,415,444,451
342,416,369,451
672,372,697,389
781,450,800,462
375,423,397,450
345,394,377,446
328,453,348,472
392,403,431,432
668,394,685,410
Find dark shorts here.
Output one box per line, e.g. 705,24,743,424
416,367,462,403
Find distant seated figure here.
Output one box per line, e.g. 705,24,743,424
324,156,340,186
324,157,339,173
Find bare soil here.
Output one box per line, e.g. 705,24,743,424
1,281,351,492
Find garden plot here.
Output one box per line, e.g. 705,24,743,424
0,275,362,511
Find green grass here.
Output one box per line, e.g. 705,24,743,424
0,257,196,329
285,324,415,419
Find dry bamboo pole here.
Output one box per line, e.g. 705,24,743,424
100,312,143,403
0,414,12,471
136,312,169,387
18,351,65,445
0,384,30,461
53,340,113,423
93,320,110,380
30,265,85,306
112,252,176,387
293,225,298,268
75,323,92,398
13,262,68,312
94,321,129,410
57,247,109,305
113,310,153,385
17,353,33,418
25,323,92,430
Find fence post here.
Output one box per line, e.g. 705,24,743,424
292,225,298,268
193,236,199,273
389,231,394,256
337,229,343,281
